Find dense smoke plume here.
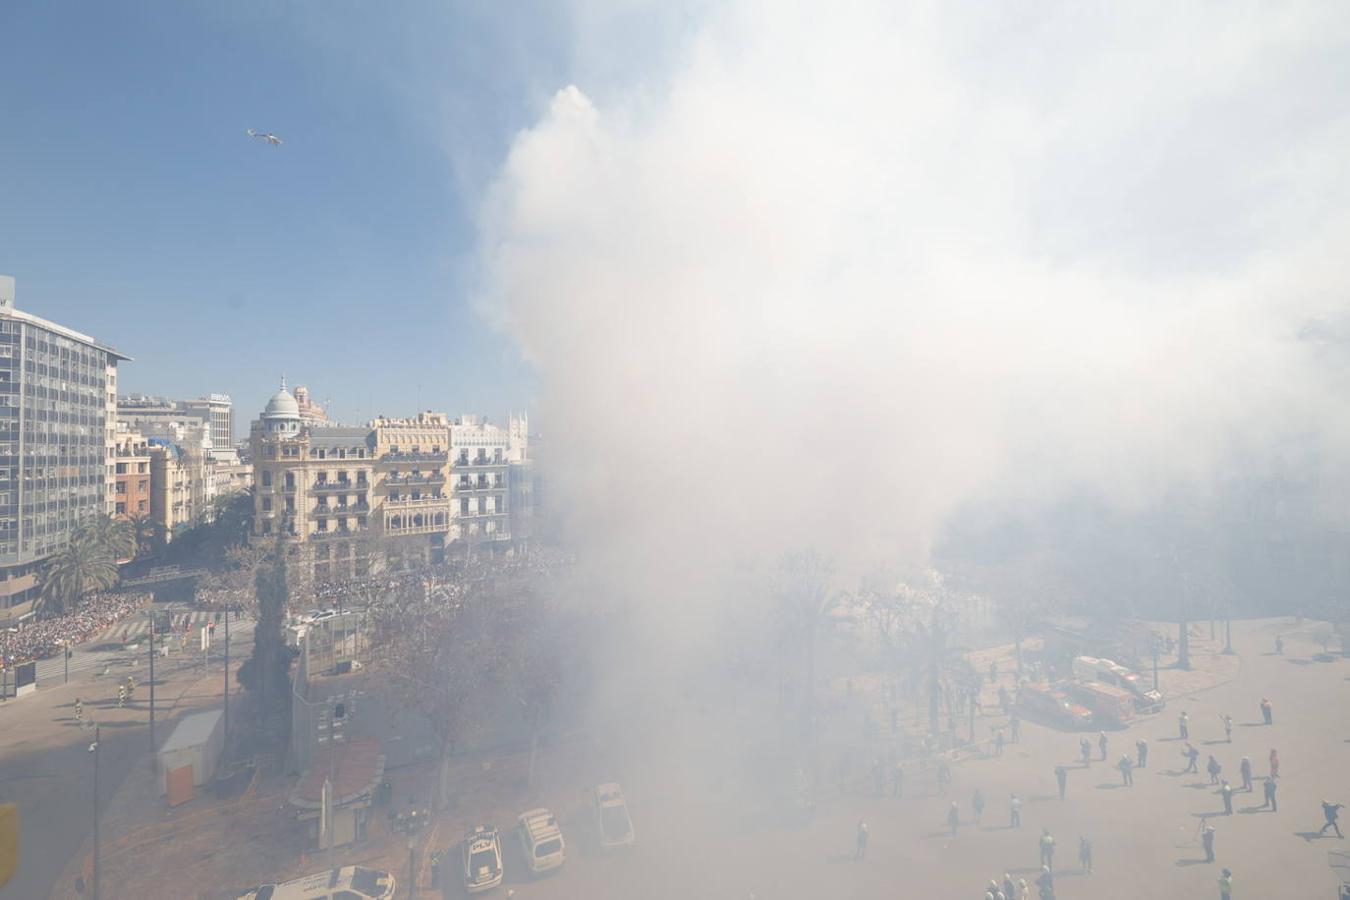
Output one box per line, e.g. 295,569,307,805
476,2,1350,634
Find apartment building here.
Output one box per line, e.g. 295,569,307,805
112,426,152,520
148,437,210,539
249,382,528,582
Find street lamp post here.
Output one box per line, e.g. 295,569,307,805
148,620,156,753
222,609,230,756
90,724,101,900
1223,618,1234,655
407,836,417,899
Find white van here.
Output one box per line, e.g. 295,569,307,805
517,807,566,873
236,866,395,900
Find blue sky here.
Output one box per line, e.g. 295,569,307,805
0,1,610,432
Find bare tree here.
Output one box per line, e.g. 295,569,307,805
366,553,564,808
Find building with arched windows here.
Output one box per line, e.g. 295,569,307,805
249,382,531,582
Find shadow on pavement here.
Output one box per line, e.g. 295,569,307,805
1175,858,1209,867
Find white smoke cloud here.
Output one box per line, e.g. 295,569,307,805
476,2,1350,625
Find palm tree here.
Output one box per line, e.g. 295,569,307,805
40,529,118,616
75,514,136,563
128,513,162,559
902,601,976,739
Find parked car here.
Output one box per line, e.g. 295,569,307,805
462,825,504,894
594,783,636,849
236,866,394,900
1072,655,1165,712
1018,683,1094,729
517,807,566,874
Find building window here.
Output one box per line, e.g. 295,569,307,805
262,498,272,512
115,502,126,515
138,500,147,512
262,471,272,487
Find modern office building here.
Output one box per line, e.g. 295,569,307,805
183,394,235,462
118,393,236,463
0,276,130,621
249,382,529,582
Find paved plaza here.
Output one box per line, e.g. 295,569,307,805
3,617,1347,899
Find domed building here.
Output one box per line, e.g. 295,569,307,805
249,381,532,585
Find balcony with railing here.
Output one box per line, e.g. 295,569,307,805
381,450,448,463
454,456,507,468
454,479,504,492
455,508,507,519
383,495,449,510
384,472,446,486
311,480,368,493
310,526,367,541
313,503,371,517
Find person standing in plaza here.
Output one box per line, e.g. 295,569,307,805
1011,793,1022,828
973,788,986,825
1239,757,1252,792
1184,742,1201,774
1098,730,1109,761
1260,697,1273,725
1035,866,1054,900
1262,777,1278,811
1221,779,1234,815
1320,800,1345,838
1269,749,1280,779
995,729,1006,757
1222,714,1233,743
1118,754,1134,786
1207,754,1222,785
1202,822,1216,862
1180,710,1191,740
1219,867,1233,900
1080,736,1092,765
1078,836,1093,873
1136,737,1148,768
948,801,961,836
855,819,869,859
1275,634,1284,655
1055,765,1068,800
1010,713,1021,743
1002,873,1017,900
1039,828,1056,871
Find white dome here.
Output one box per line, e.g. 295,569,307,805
263,388,300,419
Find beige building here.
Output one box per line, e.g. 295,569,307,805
249,383,528,582
149,437,210,539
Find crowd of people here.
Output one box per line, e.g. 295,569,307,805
1,591,152,666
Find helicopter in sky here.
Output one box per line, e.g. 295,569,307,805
246,129,283,146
